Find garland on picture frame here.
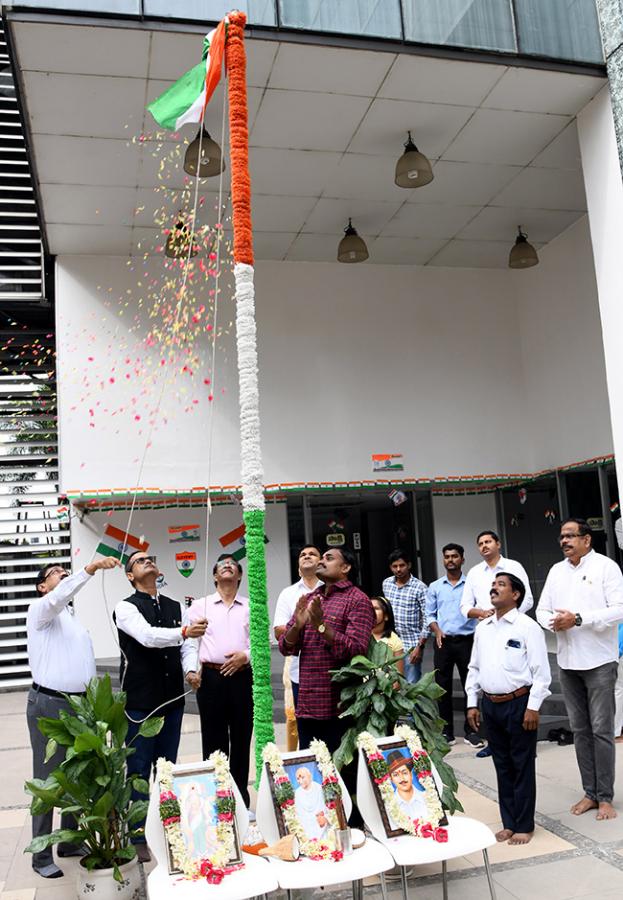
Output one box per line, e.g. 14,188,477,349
157,753,243,882
358,726,448,842
262,740,345,861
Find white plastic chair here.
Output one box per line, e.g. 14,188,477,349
144,760,279,900
356,745,497,900
256,748,395,900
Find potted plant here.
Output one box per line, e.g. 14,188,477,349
25,674,163,899
331,638,463,814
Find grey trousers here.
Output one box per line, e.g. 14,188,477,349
558,661,618,803
26,688,77,869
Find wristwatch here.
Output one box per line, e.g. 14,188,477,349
574,613,583,627
317,622,326,634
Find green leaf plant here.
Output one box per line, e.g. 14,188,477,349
331,639,463,815
24,674,164,882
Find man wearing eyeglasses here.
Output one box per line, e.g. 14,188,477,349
27,556,121,879
114,550,207,862
537,518,623,822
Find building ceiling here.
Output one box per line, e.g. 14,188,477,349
8,18,606,267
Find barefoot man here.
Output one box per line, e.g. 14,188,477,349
467,573,551,845
537,518,623,821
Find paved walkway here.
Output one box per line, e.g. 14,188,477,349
1,690,622,899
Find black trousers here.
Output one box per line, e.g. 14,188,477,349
197,666,253,807
482,693,538,833
433,634,474,739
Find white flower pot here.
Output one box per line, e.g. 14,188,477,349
76,857,141,899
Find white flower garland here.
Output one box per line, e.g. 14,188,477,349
358,727,447,842
157,752,240,880
262,741,344,860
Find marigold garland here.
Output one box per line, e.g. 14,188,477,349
262,741,345,861
157,752,243,881
358,727,448,843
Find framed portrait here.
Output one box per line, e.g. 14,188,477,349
362,736,447,838
161,762,243,875
265,751,347,842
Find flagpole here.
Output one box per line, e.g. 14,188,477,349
225,11,275,780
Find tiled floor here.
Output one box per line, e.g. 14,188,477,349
2,689,623,899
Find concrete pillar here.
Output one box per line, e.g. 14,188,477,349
596,0,623,175
577,87,623,494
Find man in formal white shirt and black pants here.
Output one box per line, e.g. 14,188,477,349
27,556,120,879
466,573,551,846
460,530,534,621
537,518,623,822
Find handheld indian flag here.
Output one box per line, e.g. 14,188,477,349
96,524,149,566
147,20,226,131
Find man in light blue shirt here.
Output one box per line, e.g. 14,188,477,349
426,543,481,747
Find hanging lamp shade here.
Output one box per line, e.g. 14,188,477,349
394,131,434,188
183,126,226,178
337,219,369,263
508,227,538,269
165,217,198,259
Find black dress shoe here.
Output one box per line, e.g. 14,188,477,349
33,862,64,878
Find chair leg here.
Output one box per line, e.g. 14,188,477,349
400,865,409,900
380,871,388,900
482,849,498,900
352,879,363,900
442,860,448,900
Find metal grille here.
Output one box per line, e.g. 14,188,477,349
0,329,65,687
0,23,45,303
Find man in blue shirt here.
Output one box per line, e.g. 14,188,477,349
426,543,482,747
382,550,428,683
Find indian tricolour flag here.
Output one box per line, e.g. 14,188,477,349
96,524,149,566
147,19,226,131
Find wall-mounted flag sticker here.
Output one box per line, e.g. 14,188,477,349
372,453,404,472
168,524,200,543
96,524,149,566
176,551,196,578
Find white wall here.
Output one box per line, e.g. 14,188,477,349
57,256,533,491
70,501,289,659
432,493,497,579
512,215,613,470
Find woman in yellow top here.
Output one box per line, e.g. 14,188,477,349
371,596,404,676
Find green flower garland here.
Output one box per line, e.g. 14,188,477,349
244,507,275,781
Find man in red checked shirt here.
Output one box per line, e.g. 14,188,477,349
279,547,375,752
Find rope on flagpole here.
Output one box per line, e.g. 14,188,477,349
225,10,275,781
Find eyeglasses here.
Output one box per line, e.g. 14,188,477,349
558,533,583,543
42,566,65,580
128,555,155,571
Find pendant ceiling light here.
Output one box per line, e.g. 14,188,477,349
508,226,539,269
165,216,198,259
337,219,369,263
183,126,226,178
394,131,434,188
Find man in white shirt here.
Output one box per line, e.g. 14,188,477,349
273,545,322,740
115,551,207,861
27,556,120,879
460,530,533,620
467,573,551,846
536,518,623,822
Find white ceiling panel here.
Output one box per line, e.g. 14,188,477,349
443,108,570,165
379,55,504,107
321,154,405,202
428,239,512,268
148,32,278,88
40,184,139,226
252,195,318,231
131,226,165,256
249,148,341,196
380,203,479,239
14,21,150,78
531,122,582,170
409,161,521,206
269,43,394,96
133,186,223,228
483,68,605,116
250,89,371,151
347,98,474,158
24,72,146,139
286,232,349,262
301,197,403,236
252,232,297,260
34,135,141,186
369,236,447,265
48,223,132,255
459,206,584,243
492,167,586,211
